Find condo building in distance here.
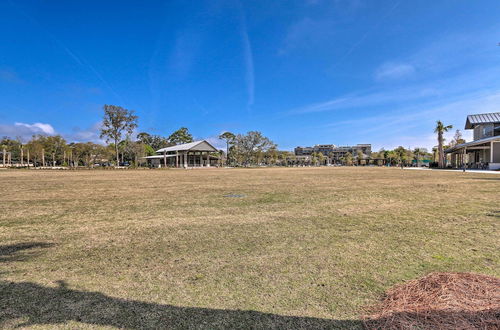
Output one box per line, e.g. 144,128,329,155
294,144,372,163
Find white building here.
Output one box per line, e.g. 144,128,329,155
143,140,220,168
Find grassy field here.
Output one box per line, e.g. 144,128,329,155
0,167,498,329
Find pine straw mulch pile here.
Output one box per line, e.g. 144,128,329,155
363,272,500,329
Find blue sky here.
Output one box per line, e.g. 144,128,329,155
1,0,499,151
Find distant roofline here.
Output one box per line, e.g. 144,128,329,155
295,144,371,148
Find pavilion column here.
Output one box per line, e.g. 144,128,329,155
176,151,179,168
184,152,188,168
163,151,166,168
490,141,494,163
463,147,467,168
206,152,210,167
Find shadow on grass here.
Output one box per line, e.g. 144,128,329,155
0,242,54,263
0,280,362,329
0,243,361,329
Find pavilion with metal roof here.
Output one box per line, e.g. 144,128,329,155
143,140,220,168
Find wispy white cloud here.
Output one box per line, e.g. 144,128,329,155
0,122,56,141
290,63,500,115
68,122,104,144
15,122,55,135
289,86,434,114
324,89,500,150
290,25,500,117
409,27,499,75
375,62,415,81
281,24,500,150
373,25,500,83
0,121,108,144
239,6,255,109
169,31,202,79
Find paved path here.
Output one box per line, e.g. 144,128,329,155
404,167,500,174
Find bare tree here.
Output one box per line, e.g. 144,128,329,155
233,131,276,166
100,105,138,165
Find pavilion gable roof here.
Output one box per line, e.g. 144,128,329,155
156,140,218,153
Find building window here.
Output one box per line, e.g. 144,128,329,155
494,124,500,137
483,124,494,138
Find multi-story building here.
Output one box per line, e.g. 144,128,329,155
294,144,372,162
445,112,500,170
294,146,315,156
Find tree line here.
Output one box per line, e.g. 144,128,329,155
1,105,461,168
0,105,195,167
0,105,278,168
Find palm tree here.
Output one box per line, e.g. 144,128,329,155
434,120,453,168
413,148,423,167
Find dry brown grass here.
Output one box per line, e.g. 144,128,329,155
0,167,498,329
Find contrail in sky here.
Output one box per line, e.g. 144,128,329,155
238,2,255,110
8,0,126,105
333,1,401,69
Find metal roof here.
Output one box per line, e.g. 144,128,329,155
465,112,500,129
445,135,500,153
156,140,218,153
